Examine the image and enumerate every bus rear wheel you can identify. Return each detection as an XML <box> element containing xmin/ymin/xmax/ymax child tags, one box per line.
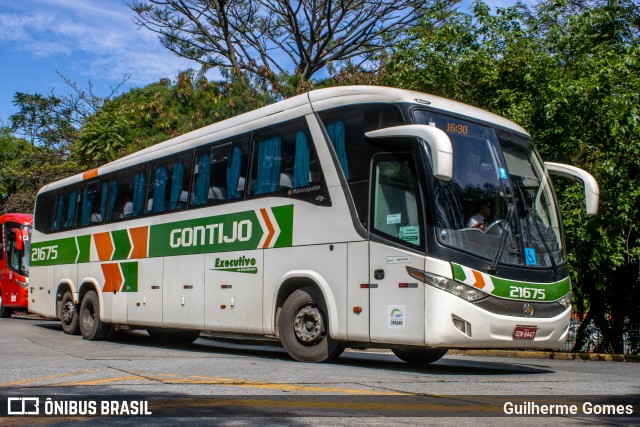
<box><xmin>391</xmin><ymin>348</ymin><xmax>448</xmax><ymax>364</ymax></box>
<box><xmin>60</xmin><ymin>292</ymin><xmax>80</xmax><ymax>335</ymax></box>
<box><xmin>79</xmin><ymin>290</ymin><xmax>113</xmax><ymax>341</ymax></box>
<box><xmin>278</xmin><ymin>287</ymin><xmax>344</xmax><ymax>363</ymax></box>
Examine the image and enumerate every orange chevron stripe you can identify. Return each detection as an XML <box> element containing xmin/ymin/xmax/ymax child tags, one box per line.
<box><xmin>472</xmin><ymin>270</ymin><xmax>486</xmax><ymax>289</ymax></box>
<box><xmin>260</xmin><ymin>208</ymin><xmax>275</xmax><ymax>248</ymax></box>
<box><xmin>94</xmin><ymin>232</ymin><xmax>114</xmax><ymax>261</ymax></box>
<box><xmin>129</xmin><ymin>226</ymin><xmax>149</xmax><ymax>259</ymax></box>
<box><xmin>101</xmin><ymin>263</ymin><xmax>123</xmax><ymax>293</ymax></box>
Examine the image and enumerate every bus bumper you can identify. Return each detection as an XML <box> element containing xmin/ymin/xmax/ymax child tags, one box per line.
<box><xmin>425</xmin><ymin>286</ymin><xmax>571</xmax><ymax>350</ymax></box>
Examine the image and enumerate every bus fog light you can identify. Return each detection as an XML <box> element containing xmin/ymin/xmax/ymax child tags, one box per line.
<box><xmin>452</xmin><ymin>315</ymin><xmax>472</xmax><ymax>337</ymax></box>
<box><xmin>557</xmin><ymin>292</ymin><xmax>571</xmax><ymax>309</ymax></box>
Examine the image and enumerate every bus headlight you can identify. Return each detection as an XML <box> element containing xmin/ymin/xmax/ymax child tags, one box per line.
<box><xmin>557</xmin><ymin>292</ymin><xmax>571</xmax><ymax>309</ymax></box>
<box><xmin>406</xmin><ymin>267</ymin><xmax>487</xmax><ymax>302</ymax></box>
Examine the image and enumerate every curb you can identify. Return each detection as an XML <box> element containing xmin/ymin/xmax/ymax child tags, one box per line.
<box><xmin>447</xmin><ymin>349</ymin><xmax>640</xmax><ymax>363</ymax></box>
<box><xmin>201</xmin><ymin>333</ymin><xmax>640</xmax><ymax>363</ymax></box>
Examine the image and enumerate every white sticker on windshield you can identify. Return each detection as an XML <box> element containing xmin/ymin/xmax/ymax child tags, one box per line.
<box><xmin>387</xmin><ymin>214</ymin><xmax>401</xmax><ymax>225</ymax></box>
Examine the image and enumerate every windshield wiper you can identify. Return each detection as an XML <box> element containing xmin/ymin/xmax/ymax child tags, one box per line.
<box><xmin>512</xmin><ymin>176</ymin><xmax>560</xmax><ymax>280</ymax></box>
<box><xmin>487</xmin><ymin>204</ymin><xmax>515</xmax><ymax>275</ymax></box>
<box><xmin>527</xmin><ymin>208</ymin><xmax>559</xmax><ymax>280</ymax></box>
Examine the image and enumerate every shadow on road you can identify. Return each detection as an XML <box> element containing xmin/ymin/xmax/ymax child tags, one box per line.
<box><xmin>31</xmin><ymin>321</ymin><xmax>552</xmax><ymax>376</ymax></box>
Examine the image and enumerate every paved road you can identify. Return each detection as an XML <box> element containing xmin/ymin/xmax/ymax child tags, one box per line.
<box><xmin>0</xmin><ymin>317</ymin><xmax>638</xmax><ymax>426</ymax></box>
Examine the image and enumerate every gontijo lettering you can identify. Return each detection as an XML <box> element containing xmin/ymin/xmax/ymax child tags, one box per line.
<box><xmin>169</xmin><ymin>220</ymin><xmax>252</xmax><ymax>248</ymax></box>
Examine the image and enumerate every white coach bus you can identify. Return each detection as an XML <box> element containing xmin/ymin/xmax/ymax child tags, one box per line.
<box><xmin>29</xmin><ymin>86</ymin><xmax>599</xmax><ymax>363</ymax></box>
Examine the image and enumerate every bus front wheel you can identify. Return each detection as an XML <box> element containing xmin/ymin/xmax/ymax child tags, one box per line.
<box><xmin>60</xmin><ymin>292</ymin><xmax>80</xmax><ymax>335</ymax></box>
<box><xmin>79</xmin><ymin>291</ymin><xmax>113</xmax><ymax>341</ymax></box>
<box><xmin>278</xmin><ymin>287</ymin><xmax>344</xmax><ymax>363</ymax></box>
<box><xmin>391</xmin><ymin>347</ymin><xmax>448</xmax><ymax>364</ymax></box>
<box><xmin>0</xmin><ymin>294</ymin><xmax>12</xmax><ymax>318</ymax></box>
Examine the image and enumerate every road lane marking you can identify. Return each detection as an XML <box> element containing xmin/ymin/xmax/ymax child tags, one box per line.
<box><xmin>0</xmin><ymin>370</ymin><xmax>98</xmax><ymax>388</ymax></box>
<box><xmin>138</xmin><ymin>372</ymin><xmax>406</xmax><ymax>395</ymax></box>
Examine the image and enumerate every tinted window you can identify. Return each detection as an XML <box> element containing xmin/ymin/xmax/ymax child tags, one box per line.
<box><xmin>318</xmin><ymin>103</ymin><xmax>405</xmax><ymax>222</ymax></box>
<box><xmin>248</xmin><ymin>118</ymin><xmax>329</xmax><ymax>205</ymax></box>
<box><xmin>106</xmin><ymin>165</ymin><xmax>147</xmax><ymax>222</ymax></box>
<box><xmin>147</xmin><ymin>150</ymin><xmax>193</xmax><ymax>214</ymax></box>
<box><xmin>191</xmin><ymin>136</ymin><xmax>250</xmax><ymax>207</ymax></box>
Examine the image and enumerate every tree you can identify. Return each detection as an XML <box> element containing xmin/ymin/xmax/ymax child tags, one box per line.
<box><xmin>384</xmin><ymin>0</ymin><xmax>640</xmax><ymax>353</ymax></box>
<box><xmin>9</xmin><ymin>93</ymin><xmax>75</xmax><ymax>151</ymax></box>
<box><xmin>129</xmin><ymin>0</ymin><xmax>443</xmax><ymax>94</ymax></box>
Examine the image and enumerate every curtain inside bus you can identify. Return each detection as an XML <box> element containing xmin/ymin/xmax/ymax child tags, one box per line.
<box><xmin>227</xmin><ymin>146</ymin><xmax>242</xmax><ymax>199</ymax></box>
<box><xmin>193</xmin><ymin>153</ymin><xmax>211</xmax><ymax>206</ymax></box>
<box><xmin>255</xmin><ymin>137</ymin><xmax>281</xmax><ymax>195</ymax></box>
<box><xmin>151</xmin><ymin>166</ymin><xmax>168</xmax><ymax>213</ymax></box>
<box><xmin>81</xmin><ymin>187</ymin><xmax>93</xmax><ymax>226</ymax></box>
<box><xmin>131</xmin><ymin>173</ymin><xmax>146</xmax><ymax>217</ymax></box>
<box><xmin>107</xmin><ymin>181</ymin><xmax>118</xmax><ymax>221</ymax></box>
<box><xmin>65</xmin><ymin>191</ymin><xmax>76</xmax><ymax>229</ymax></box>
<box><xmin>53</xmin><ymin>194</ymin><xmax>65</xmax><ymax>231</ymax></box>
<box><xmin>100</xmin><ymin>181</ymin><xmax>109</xmax><ymax>221</ymax></box>
<box><xmin>293</xmin><ymin>131</ymin><xmax>310</xmax><ymax>188</ymax></box>
<box><xmin>169</xmin><ymin>161</ymin><xmax>184</xmax><ymax>210</ymax></box>
<box><xmin>327</xmin><ymin>121</ymin><xmax>349</xmax><ymax>179</ymax></box>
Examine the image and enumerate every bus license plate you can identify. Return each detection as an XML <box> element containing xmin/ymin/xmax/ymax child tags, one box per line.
<box><xmin>513</xmin><ymin>326</ymin><xmax>537</xmax><ymax>340</ymax></box>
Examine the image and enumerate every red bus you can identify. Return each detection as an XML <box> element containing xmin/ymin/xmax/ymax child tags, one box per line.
<box><xmin>0</xmin><ymin>213</ymin><xmax>32</xmax><ymax>317</ymax></box>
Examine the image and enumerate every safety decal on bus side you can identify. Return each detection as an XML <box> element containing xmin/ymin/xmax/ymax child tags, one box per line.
<box><xmin>452</xmin><ymin>263</ymin><xmax>570</xmax><ymax>302</ymax></box>
<box><xmin>30</xmin><ymin>205</ymin><xmax>294</xmax><ymax>266</ymax></box>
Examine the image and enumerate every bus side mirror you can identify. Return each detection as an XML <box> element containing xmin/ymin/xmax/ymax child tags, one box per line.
<box><xmin>12</xmin><ymin>228</ymin><xmax>23</xmax><ymax>251</ymax></box>
<box><xmin>545</xmin><ymin>162</ymin><xmax>600</xmax><ymax>215</ymax></box>
<box><xmin>365</xmin><ymin>125</ymin><xmax>453</xmax><ymax>181</ymax></box>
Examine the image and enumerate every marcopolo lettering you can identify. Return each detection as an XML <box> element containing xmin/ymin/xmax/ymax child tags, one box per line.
<box><xmin>170</xmin><ymin>220</ymin><xmax>252</xmax><ymax>248</ymax></box>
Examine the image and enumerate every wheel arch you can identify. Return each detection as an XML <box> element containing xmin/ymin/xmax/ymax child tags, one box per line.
<box><xmin>273</xmin><ymin>270</ymin><xmax>339</xmax><ymax>339</ymax></box>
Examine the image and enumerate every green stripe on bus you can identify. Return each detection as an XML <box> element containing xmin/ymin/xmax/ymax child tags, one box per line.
<box><xmin>490</xmin><ymin>276</ymin><xmax>570</xmax><ymax>301</ymax></box>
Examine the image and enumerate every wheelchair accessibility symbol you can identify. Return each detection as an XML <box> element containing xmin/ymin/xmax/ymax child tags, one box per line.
<box><xmin>525</xmin><ymin>248</ymin><xmax>537</xmax><ymax>266</ymax></box>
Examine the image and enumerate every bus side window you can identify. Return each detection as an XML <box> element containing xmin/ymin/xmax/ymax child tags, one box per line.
<box><xmin>79</xmin><ymin>181</ymin><xmax>106</xmax><ymax>226</ymax></box>
<box><xmin>52</xmin><ymin>190</ymin><xmax>79</xmax><ymax>231</ymax></box>
<box><xmin>191</xmin><ymin>137</ymin><xmax>249</xmax><ymax>208</ymax></box>
<box><xmin>249</xmin><ymin>118</ymin><xmax>326</xmax><ymax>202</ymax></box>
<box><xmin>107</xmin><ymin>166</ymin><xmax>147</xmax><ymax>222</ymax></box>
<box><xmin>318</xmin><ymin>103</ymin><xmax>405</xmax><ymax>225</ymax></box>
<box><xmin>370</xmin><ymin>154</ymin><xmax>424</xmax><ymax>249</ymax></box>
<box><xmin>147</xmin><ymin>150</ymin><xmax>193</xmax><ymax>214</ymax></box>
<box><xmin>34</xmin><ymin>191</ymin><xmax>56</xmax><ymax>234</ymax></box>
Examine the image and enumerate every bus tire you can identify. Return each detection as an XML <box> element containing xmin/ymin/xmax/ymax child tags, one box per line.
<box><xmin>60</xmin><ymin>292</ymin><xmax>80</xmax><ymax>335</ymax></box>
<box><xmin>79</xmin><ymin>291</ymin><xmax>112</xmax><ymax>341</ymax></box>
<box><xmin>278</xmin><ymin>287</ymin><xmax>344</xmax><ymax>363</ymax></box>
<box><xmin>0</xmin><ymin>294</ymin><xmax>12</xmax><ymax>318</ymax></box>
<box><xmin>147</xmin><ymin>328</ymin><xmax>200</xmax><ymax>344</ymax></box>
<box><xmin>391</xmin><ymin>347</ymin><xmax>448</xmax><ymax>364</ymax></box>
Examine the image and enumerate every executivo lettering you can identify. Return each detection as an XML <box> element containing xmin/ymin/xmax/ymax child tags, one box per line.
<box><xmin>213</xmin><ymin>255</ymin><xmax>258</xmax><ymax>274</ymax></box>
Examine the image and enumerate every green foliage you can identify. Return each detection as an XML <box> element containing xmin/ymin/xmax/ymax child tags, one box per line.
<box><xmin>84</xmin><ymin>71</ymin><xmax>275</xmax><ymax>163</ymax></box>
<box><xmin>9</xmin><ymin>92</ymin><xmax>76</xmax><ymax>152</ymax></box>
<box><xmin>0</xmin><ymin>124</ymin><xmax>73</xmax><ymax>214</ymax></box>
<box><xmin>385</xmin><ymin>0</ymin><xmax>640</xmax><ymax>353</ymax></box>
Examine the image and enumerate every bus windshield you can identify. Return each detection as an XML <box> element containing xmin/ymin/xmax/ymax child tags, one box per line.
<box><xmin>413</xmin><ymin>110</ymin><xmax>565</xmax><ymax>268</ymax></box>
<box><xmin>6</xmin><ymin>225</ymin><xmax>31</xmax><ymax>277</ymax></box>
